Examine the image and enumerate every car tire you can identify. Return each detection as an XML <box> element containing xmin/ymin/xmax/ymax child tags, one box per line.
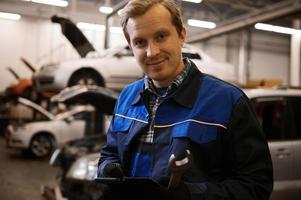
<box><xmin>68</xmin><ymin>71</ymin><xmax>104</xmax><ymax>87</ymax></box>
<box><xmin>29</xmin><ymin>134</ymin><xmax>55</xmax><ymax>158</ymax></box>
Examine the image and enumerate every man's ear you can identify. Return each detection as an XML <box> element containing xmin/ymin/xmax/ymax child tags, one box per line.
<box><xmin>179</xmin><ymin>26</ymin><xmax>186</xmax><ymax>46</ymax></box>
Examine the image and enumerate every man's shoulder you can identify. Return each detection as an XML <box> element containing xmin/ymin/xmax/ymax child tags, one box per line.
<box><xmin>120</xmin><ymin>79</ymin><xmax>144</xmax><ymax>95</ymax></box>
<box><xmin>201</xmin><ymin>74</ymin><xmax>244</xmax><ymax>102</ymax></box>
<box><xmin>117</xmin><ymin>79</ymin><xmax>144</xmax><ymax>104</ymax></box>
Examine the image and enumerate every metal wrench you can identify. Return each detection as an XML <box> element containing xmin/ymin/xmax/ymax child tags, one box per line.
<box><xmin>168</xmin><ymin>150</ymin><xmax>191</xmax><ymax>189</ymax></box>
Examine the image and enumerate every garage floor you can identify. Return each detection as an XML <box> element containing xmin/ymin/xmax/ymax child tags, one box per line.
<box><xmin>0</xmin><ymin>136</ymin><xmax>59</xmax><ymax>200</ymax></box>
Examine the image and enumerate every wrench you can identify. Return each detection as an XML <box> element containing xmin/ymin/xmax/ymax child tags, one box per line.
<box><xmin>168</xmin><ymin>150</ymin><xmax>191</xmax><ymax>189</ymax></box>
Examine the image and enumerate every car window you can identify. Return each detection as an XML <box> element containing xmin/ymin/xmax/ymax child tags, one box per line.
<box><xmin>252</xmin><ymin>97</ymin><xmax>292</xmax><ymax>141</ymax></box>
<box><xmin>288</xmin><ymin>97</ymin><xmax>301</xmax><ymax>139</ymax></box>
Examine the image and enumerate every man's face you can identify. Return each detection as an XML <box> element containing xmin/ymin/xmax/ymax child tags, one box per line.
<box><xmin>126</xmin><ymin>4</ymin><xmax>186</xmax><ymax>87</ymax></box>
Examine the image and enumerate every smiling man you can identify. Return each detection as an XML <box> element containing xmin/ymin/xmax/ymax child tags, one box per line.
<box><xmin>97</xmin><ymin>1</ymin><xmax>273</xmax><ymax>200</ymax></box>
<box><xmin>126</xmin><ymin>3</ymin><xmax>185</xmax><ymax>88</ymax></box>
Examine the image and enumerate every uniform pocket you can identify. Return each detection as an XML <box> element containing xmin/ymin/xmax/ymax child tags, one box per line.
<box><xmin>172</xmin><ymin>120</ymin><xmax>219</xmax><ymax>144</ymax></box>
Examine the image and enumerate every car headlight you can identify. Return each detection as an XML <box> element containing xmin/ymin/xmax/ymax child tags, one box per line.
<box><xmin>13</xmin><ymin>124</ymin><xmax>32</xmax><ymax>132</ymax></box>
<box><xmin>66</xmin><ymin>153</ymin><xmax>99</xmax><ymax>181</ymax></box>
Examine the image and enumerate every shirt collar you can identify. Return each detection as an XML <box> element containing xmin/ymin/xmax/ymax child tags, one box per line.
<box><xmin>144</xmin><ymin>58</ymin><xmax>191</xmax><ymax>96</ymax></box>
<box><xmin>132</xmin><ymin>58</ymin><xmax>202</xmax><ymax>107</ymax></box>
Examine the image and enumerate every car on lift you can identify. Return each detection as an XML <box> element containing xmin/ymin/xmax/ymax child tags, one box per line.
<box><xmin>44</xmin><ymin>87</ymin><xmax>301</xmax><ymax>200</ymax></box>
<box><xmin>5</xmin><ymin>97</ymin><xmax>95</xmax><ymax>158</ymax></box>
<box><xmin>33</xmin><ymin>15</ymin><xmax>235</xmax><ymax>94</ymax></box>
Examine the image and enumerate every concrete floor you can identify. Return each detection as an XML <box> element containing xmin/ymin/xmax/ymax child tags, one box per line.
<box><xmin>0</xmin><ymin>136</ymin><xmax>59</xmax><ymax>200</ymax></box>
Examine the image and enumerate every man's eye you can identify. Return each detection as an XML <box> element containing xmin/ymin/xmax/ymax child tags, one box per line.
<box><xmin>158</xmin><ymin>34</ymin><xmax>165</xmax><ymax>40</ymax></box>
<box><xmin>134</xmin><ymin>40</ymin><xmax>146</xmax><ymax>47</ymax></box>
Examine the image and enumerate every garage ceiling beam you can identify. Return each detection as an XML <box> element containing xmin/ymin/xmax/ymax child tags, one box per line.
<box><xmin>207</xmin><ymin>0</ymin><xmax>258</xmax><ymax>12</ymax></box>
<box><xmin>187</xmin><ymin>0</ymin><xmax>301</xmax><ymax>43</ymax></box>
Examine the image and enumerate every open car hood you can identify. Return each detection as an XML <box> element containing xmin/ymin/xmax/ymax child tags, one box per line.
<box><xmin>17</xmin><ymin>97</ymin><xmax>54</xmax><ymax>120</ymax></box>
<box><xmin>51</xmin><ymin>15</ymin><xmax>95</xmax><ymax>58</ymax></box>
<box><xmin>51</xmin><ymin>85</ymin><xmax>118</xmax><ymax>115</ymax></box>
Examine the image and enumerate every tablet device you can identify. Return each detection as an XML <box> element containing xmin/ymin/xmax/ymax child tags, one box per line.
<box><xmin>95</xmin><ymin>177</ymin><xmax>160</xmax><ymax>187</ymax></box>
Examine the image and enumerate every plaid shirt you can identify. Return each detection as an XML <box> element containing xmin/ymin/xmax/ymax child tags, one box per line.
<box><xmin>139</xmin><ymin>58</ymin><xmax>191</xmax><ymax>143</ymax></box>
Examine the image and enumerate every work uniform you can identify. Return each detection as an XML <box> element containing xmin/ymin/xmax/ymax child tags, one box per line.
<box><xmin>98</xmin><ymin>59</ymin><xmax>273</xmax><ymax>200</ymax></box>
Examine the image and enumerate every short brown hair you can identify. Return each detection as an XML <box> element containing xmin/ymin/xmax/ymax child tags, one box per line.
<box><xmin>120</xmin><ymin>0</ymin><xmax>184</xmax><ymax>44</ymax></box>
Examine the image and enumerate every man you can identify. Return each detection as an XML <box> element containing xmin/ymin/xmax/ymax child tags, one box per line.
<box><xmin>97</xmin><ymin>0</ymin><xmax>273</xmax><ymax>199</ymax></box>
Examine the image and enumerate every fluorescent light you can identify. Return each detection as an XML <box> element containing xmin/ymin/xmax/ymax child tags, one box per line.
<box><xmin>117</xmin><ymin>9</ymin><xmax>123</xmax><ymax>16</ymax></box>
<box><xmin>0</xmin><ymin>12</ymin><xmax>21</xmax><ymax>20</ymax></box>
<box><xmin>77</xmin><ymin>22</ymin><xmax>123</xmax><ymax>34</ymax></box>
<box><xmin>110</xmin><ymin>27</ymin><xmax>123</xmax><ymax>34</ymax></box>
<box><xmin>99</xmin><ymin>6</ymin><xmax>113</xmax><ymax>14</ymax></box>
<box><xmin>182</xmin><ymin>0</ymin><xmax>202</xmax><ymax>3</ymax></box>
<box><xmin>255</xmin><ymin>23</ymin><xmax>301</xmax><ymax>35</ymax></box>
<box><xmin>187</xmin><ymin>19</ymin><xmax>216</xmax><ymax>29</ymax></box>
<box><xmin>31</xmin><ymin>0</ymin><xmax>68</xmax><ymax>7</ymax></box>
<box><xmin>77</xmin><ymin>22</ymin><xmax>105</xmax><ymax>31</ymax></box>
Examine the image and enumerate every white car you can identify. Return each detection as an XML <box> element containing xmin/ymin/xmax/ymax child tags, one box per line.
<box><xmin>33</xmin><ymin>16</ymin><xmax>235</xmax><ymax>93</ymax></box>
<box><xmin>5</xmin><ymin>97</ymin><xmax>95</xmax><ymax>158</ymax></box>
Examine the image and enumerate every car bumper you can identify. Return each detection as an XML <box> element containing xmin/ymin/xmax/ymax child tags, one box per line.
<box><xmin>5</xmin><ymin>127</ymin><xmax>30</xmax><ymax>149</ymax></box>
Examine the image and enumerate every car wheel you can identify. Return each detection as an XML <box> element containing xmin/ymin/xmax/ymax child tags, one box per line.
<box><xmin>29</xmin><ymin>134</ymin><xmax>54</xmax><ymax>158</ymax></box>
<box><xmin>68</xmin><ymin>71</ymin><xmax>103</xmax><ymax>87</ymax></box>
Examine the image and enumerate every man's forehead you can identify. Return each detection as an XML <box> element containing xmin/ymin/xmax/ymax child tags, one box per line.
<box><xmin>126</xmin><ymin>5</ymin><xmax>173</xmax><ymax>36</ymax></box>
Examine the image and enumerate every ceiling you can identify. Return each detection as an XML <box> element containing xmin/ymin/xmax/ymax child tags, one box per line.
<box><xmin>0</xmin><ymin>0</ymin><xmax>300</xmax><ymax>42</ymax></box>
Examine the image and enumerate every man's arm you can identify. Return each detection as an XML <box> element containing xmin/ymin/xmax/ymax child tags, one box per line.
<box><xmin>186</xmin><ymin>95</ymin><xmax>274</xmax><ymax>200</ymax></box>
<box><xmin>97</xmin><ymin>115</ymin><xmax>121</xmax><ymax>177</ymax></box>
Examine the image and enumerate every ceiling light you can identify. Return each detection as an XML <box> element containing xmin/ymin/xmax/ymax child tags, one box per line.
<box><xmin>77</xmin><ymin>22</ymin><xmax>122</xmax><ymax>34</ymax></box>
<box><xmin>0</xmin><ymin>12</ymin><xmax>21</xmax><ymax>20</ymax></box>
<box><xmin>187</xmin><ymin>19</ymin><xmax>216</xmax><ymax>29</ymax></box>
<box><xmin>99</xmin><ymin>6</ymin><xmax>113</xmax><ymax>14</ymax></box>
<box><xmin>181</xmin><ymin>0</ymin><xmax>202</xmax><ymax>3</ymax></box>
<box><xmin>110</xmin><ymin>27</ymin><xmax>123</xmax><ymax>34</ymax></box>
<box><xmin>117</xmin><ymin>9</ymin><xmax>123</xmax><ymax>16</ymax></box>
<box><xmin>255</xmin><ymin>23</ymin><xmax>301</xmax><ymax>35</ymax></box>
<box><xmin>77</xmin><ymin>22</ymin><xmax>105</xmax><ymax>31</ymax></box>
<box><xmin>30</xmin><ymin>0</ymin><xmax>68</xmax><ymax>7</ymax></box>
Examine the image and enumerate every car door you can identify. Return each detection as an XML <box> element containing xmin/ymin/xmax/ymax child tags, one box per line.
<box><xmin>58</xmin><ymin>112</ymin><xmax>86</xmax><ymax>144</ymax></box>
<box><xmin>288</xmin><ymin>97</ymin><xmax>301</xmax><ymax>190</ymax></box>
<box><xmin>252</xmin><ymin>96</ymin><xmax>295</xmax><ymax>190</ymax></box>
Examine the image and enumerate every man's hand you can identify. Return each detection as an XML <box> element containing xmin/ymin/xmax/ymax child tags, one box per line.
<box><xmin>102</xmin><ymin>163</ymin><xmax>124</xmax><ymax>179</ymax></box>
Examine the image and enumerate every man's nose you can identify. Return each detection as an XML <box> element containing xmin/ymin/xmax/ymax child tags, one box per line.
<box><xmin>146</xmin><ymin>42</ymin><xmax>160</xmax><ymax>57</ymax></box>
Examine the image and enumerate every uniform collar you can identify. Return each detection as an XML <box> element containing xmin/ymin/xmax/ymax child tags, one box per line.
<box><xmin>171</xmin><ymin>61</ymin><xmax>202</xmax><ymax>108</ymax></box>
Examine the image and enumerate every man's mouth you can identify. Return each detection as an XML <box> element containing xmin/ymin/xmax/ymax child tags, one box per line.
<box><xmin>146</xmin><ymin>59</ymin><xmax>165</xmax><ymax>66</ymax></box>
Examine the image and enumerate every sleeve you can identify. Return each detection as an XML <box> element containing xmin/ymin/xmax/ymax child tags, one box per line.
<box><xmin>186</xmin><ymin>95</ymin><xmax>274</xmax><ymax>200</ymax></box>
<box><xmin>97</xmin><ymin>104</ymin><xmax>121</xmax><ymax>177</ymax></box>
